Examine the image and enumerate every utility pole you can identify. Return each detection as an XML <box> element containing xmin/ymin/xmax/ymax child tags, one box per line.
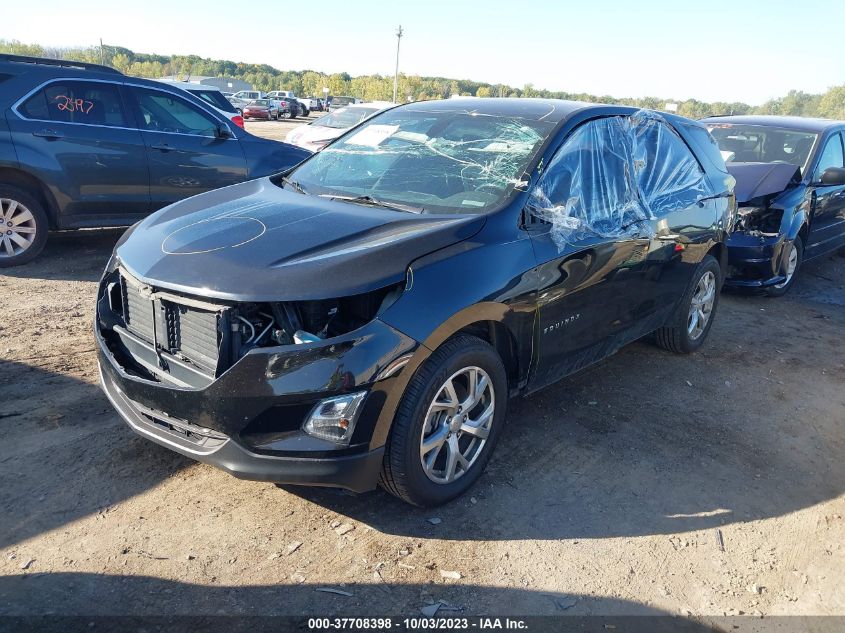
<box><xmin>100</xmin><ymin>39</ymin><xmax>105</xmax><ymax>66</ymax></box>
<box><xmin>393</xmin><ymin>25</ymin><xmax>403</xmax><ymax>104</ymax></box>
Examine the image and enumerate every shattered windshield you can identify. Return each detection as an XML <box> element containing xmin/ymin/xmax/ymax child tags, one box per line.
<box><xmin>707</xmin><ymin>124</ymin><xmax>817</xmax><ymax>172</ymax></box>
<box><xmin>287</xmin><ymin>107</ymin><xmax>556</xmax><ymax>214</ymax></box>
<box><xmin>313</xmin><ymin>107</ymin><xmax>380</xmax><ymax>129</ymax></box>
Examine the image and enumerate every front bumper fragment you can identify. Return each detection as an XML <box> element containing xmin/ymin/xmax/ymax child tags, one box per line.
<box><xmin>724</xmin><ymin>231</ymin><xmax>791</xmax><ymax>288</ymax></box>
<box><xmin>100</xmin><ymin>358</ymin><xmax>385</xmax><ymax>492</ymax></box>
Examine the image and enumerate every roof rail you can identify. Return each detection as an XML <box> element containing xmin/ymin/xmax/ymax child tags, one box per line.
<box><xmin>0</xmin><ymin>54</ymin><xmax>122</xmax><ymax>75</ymax></box>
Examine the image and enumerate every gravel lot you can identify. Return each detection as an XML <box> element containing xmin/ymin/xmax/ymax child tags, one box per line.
<box><xmin>1</xmin><ymin>121</ymin><xmax>843</xmax><ymax>624</ymax></box>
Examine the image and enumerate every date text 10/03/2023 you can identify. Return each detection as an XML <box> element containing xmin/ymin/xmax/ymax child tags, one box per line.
<box><xmin>307</xmin><ymin>617</ymin><xmax>529</xmax><ymax>630</ymax></box>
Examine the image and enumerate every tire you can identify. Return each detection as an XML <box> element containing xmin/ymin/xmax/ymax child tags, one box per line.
<box><xmin>301</xmin><ymin>107</ymin><xmax>309</xmax><ymax>117</ymax></box>
<box><xmin>284</xmin><ymin>110</ymin><xmax>293</xmax><ymax>119</ymax></box>
<box><xmin>766</xmin><ymin>236</ymin><xmax>803</xmax><ymax>297</ymax></box>
<box><xmin>0</xmin><ymin>185</ymin><xmax>49</xmax><ymax>268</ymax></box>
<box><xmin>655</xmin><ymin>254</ymin><xmax>721</xmax><ymax>354</ymax></box>
<box><xmin>379</xmin><ymin>334</ymin><xmax>508</xmax><ymax>506</ymax></box>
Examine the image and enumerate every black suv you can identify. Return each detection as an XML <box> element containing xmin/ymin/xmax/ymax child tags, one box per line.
<box><xmin>0</xmin><ymin>55</ymin><xmax>310</xmax><ymax>267</ymax></box>
<box><xmin>96</xmin><ymin>99</ymin><xmax>734</xmax><ymax>506</ymax></box>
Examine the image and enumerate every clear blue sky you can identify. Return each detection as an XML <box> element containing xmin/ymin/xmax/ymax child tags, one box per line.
<box><xmin>7</xmin><ymin>0</ymin><xmax>844</xmax><ymax>105</ymax></box>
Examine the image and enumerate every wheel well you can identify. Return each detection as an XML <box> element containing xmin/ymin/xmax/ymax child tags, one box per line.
<box><xmin>455</xmin><ymin>320</ymin><xmax>519</xmax><ymax>391</ymax></box>
<box><xmin>0</xmin><ymin>168</ymin><xmax>58</xmax><ymax>228</ymax></box>
<box><xmin>707</xmin><ymin>242</ymin><xmax>728</xmax><ymax>279</ymax></box>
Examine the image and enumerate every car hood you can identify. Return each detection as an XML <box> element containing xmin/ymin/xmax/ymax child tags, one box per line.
<box><xmin>726</xmin><ymin>162</ymin><xmax>801</xmax><ymax>204</ymax></box>
<box><xmin>116</xmin><ymin>178</ymin><xmax>485</xmax><ymax>302</ymax></box>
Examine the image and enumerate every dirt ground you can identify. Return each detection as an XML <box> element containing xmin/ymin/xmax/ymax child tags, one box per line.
<box><xmin>1</xmin><ymin>122</ymin><xmax>843</xmax><ymax>626</ymax></box>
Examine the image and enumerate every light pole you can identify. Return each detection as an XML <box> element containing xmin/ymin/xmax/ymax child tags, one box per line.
<box><xmin>393</xmin><ymin>25</ymin><xmax>403</xmax><ymax>104</ymax></box>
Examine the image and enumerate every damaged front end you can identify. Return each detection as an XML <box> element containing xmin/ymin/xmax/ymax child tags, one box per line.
<box><xmin>98</xmin><ymin>265</ymin><xmax>405</xmax><ymax>388</ymax></box>
<box><xmin>724</xmin><ymin>163</ymin><xmax>801</xmax><ymax>288</ymax></box>
<box><xmin>95</xmin><ymin>260</ymin><xmax>418</xmax><ymax>491</ymax></box>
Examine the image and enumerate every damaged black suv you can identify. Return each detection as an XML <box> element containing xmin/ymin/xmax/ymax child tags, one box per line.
<box><xmin>97</xmin><ymin>99</ymin><xmax>734</xmax><ymax>506</ymax></box>
<box><xmin>704</xmin><ymin>115</ymin><xmax>845</xmax><ymax>296</ymax></box>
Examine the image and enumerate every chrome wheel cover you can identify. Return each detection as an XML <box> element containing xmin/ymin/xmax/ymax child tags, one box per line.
<box><xmin>419</xmin><ymin>366</ymin><xmax>495</xmax><ymax>484</ymax></box>
<box><xmin>687</xmin><ymin>270</ymin><xmax>716</xmax><ymax>341</ymax></box>
<box><xmin>0</xmin><ymin>198</ymin><xmax>37</xmax><ymax>259</ymax></box>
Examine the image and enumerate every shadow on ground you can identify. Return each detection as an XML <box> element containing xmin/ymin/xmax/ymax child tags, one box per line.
<box><xmin>0</xmin><ymin>361</ymin><xmax>190</xmax><ymax>549</ymax></box>
<box><xmin>0</xmin><ymin>572</ymin><xmax>725</xmax><ymax>629</ymax></box>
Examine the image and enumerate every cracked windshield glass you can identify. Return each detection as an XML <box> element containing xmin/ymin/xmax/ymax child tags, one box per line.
<box><xmin>284</xmin><ymin>106</ymin><xmax>556</xmax><ymax>213</ymax></box>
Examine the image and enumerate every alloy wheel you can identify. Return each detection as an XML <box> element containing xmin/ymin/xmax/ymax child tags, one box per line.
<box><xmin>687</xmin><ymin>270</ymin><xmax>716</xmax><ymax>341</ymax></box>
<box><xmin>0</xmin><ymin>198</ymin><xmax>37</xmax><ymax>259</ymax></box>
<box><xmin>419</xmin><ymin>366</ymin><xmax>495</xmax><ymax>484</ymax></box>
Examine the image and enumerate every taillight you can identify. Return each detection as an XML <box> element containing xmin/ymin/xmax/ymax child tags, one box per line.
<box><xmin>232</xmin><ymin>115</ymin><xmax>245</xmax><ymax>129</ymax></box>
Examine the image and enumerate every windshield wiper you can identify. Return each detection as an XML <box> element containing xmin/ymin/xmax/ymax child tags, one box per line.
<box><xmin>318</xmin><ymin>194</ymin><xmax>423</xmax><ymax>214</ymax></box>
<box><xmin>281</xmin><ymin>176</ymin><xmax>307</xmax><ymax>195</ymax></box>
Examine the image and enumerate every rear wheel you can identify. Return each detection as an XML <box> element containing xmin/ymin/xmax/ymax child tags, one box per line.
<box><xmin>766</xmin><ymin>236</ymin><xmax>803</xmax><ymax>297</ymax></box>
<box><xmin>380</xmin><ymin>334</ymin><xmax>507</xmax><ymax>506</ymax></box>
<box><xmin>0</xmin><ymin>185</ymin><xmax>49</xmax><ymax>268</ymax></box>
<box><xmin>655</xmin><ymin>254</ymin><xmax>721</xmax><ymax>354</ymax></box>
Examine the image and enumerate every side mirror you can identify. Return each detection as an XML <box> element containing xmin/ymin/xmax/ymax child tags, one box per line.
<box><xmin>216</xmin><ymin>123</ymin><xmax>234</xmax><ymax>140</ymax></box>
<box><xmin>820</xmin><ymin>167</ymin><xmax>845</xmax><ymax>186</ymax></box>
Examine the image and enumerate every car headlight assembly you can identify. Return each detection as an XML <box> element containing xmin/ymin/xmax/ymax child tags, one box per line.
<box><xmin>303</xmin><ymin>392</ymin><xmax>367</xmax><ymax>444</ymax></box>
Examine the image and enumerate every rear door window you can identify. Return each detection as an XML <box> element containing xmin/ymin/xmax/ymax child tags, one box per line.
<box><xmin>19</xmin><ymin>80</ymin><xmax>129</xmax><ymax>127</ymax></box>
<box><xmin>130</xmin><ymin>87</ymin><xmax>220</xmax><ymax>137</ymax></box>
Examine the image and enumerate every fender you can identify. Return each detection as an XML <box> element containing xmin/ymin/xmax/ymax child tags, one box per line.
<box><xmin>369</xmin><ymin>301</ymin><xmax>534</xmax><ymax>449</ymax></box>
<box><xmin>785</xmin><ymin>192</ymin><xmax>812</xmax><ymax>241</ymax></box>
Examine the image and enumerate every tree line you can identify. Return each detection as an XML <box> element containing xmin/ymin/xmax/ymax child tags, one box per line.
<box><xmin>2</xmin><ymin>40</ymin><xmax>844</xmax><ymax>120</ymax></box>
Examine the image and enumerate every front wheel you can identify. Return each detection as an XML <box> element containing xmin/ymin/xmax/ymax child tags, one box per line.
<box><xmin>766</xmin><ymin>236</ymin><xmax>803</xmax><ymax>297</ymax></box>
<box><xmin>283</xmin><ymin>110</ymin><xmax>293</xmax><ymax>119</ymax></box>
<box><xmin>380</xmin><ymin>335</ymin><xmax>508</xmax><ymax>506</ymax></box>
<box><xmin>655</xmin><ymin>254</ymin><xmax>721</xmax><ymax>354</ymax></box>
<box><xmin>0</xmin><ymin>185</ymin><xmax>49</xmax><ymax>268</ymax></box>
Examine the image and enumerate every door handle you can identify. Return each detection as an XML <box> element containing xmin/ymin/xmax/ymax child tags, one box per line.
<box><xmin>32</xmin><ymin>129</ymin><xmax>63</xmax><ymax>140</ymax></box>
<box><xmin>150</xmin><ymin>143</ymin><xmax>173</xmax><ymax>152</ymax></box>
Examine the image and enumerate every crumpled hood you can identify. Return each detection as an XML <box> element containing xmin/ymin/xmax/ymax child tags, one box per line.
<box><xmin>116</xmin><ymin>178</ymin><xmax>484</xmax><ymax>302</ymax></box>
<box><xmin>726</xmin><ymin>162</ymin><xmax>801</xmax><ymax>204</ymax></box>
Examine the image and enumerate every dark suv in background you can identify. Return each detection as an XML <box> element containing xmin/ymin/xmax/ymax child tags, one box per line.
<box><xmin>0</xmin><ymin>55</ymin><xmax>310</xmax><ymax>267</ymax></box>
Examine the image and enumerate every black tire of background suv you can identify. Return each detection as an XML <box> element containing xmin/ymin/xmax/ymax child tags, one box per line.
<box><xmin>766</xmin><ymin>236</ymin><xmax>803</xmax><ymax>298</ymax></box>
<box><xmin>379</xmin><ymin>334</ymin><xmax>508</xmax><ymax>507</ymax></box>
<box><xmin>655</xmin><ymin>254</ymin><xmax>722</xmax><ymax>354</ymax></box>
<box><xmin>0</xmin><ymin>184</ymin><xmax>49</xmax><ymax>268</ymax></box>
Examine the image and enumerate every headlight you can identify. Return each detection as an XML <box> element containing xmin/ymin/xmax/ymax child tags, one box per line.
<box><xmin>303</xmin><ymin>392</ymin><xmax>367</xmax><ymax>444</ymax></box>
